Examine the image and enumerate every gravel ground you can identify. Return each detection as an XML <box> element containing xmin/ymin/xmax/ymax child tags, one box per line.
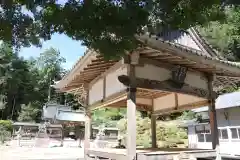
<box><xmin>0</xmin><ymin>144</ymin><xmax>84</xmax><ymax>160</ymax></box>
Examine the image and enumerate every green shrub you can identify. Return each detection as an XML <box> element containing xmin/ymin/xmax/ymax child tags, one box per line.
<box><xmin>177</xmin><ymin>130</ymin><xmax>188</xmax><ymax>139</ymax></box>
<box><xmin>0</xmin><ymin>120</ymin><xmax>13</xmax><ymax>132</ymax></box>
<box><xmin>166</xmin><ymin>138</ymin><xmax>185</xmax><ymax>144</ymax></box>
<box><xmin>165</xmin><ymin>125</ymin><xmax>178</xmax><ymax>138</ymax></box>
<box><xmin>116</xmin><ymin>113</ymin><xmax>189</xmax><ymax>148</ymax></box>
<box><xmin>156</xmin><ymin>128</ymin><xmax>166</xmax><ymax>141</ymax></box>
<box><xmin>136</xmin><ymin>133</ymin><xmax>151</xmax><ymax>148</ymax></box>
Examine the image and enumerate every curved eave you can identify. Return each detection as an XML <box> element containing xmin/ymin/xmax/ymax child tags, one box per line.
<box><xmin>56</xmin><ymin>52</ymin><xmax>119</xmax><ymax>92</ymax></box>
<box><xmin>136</xmin><ymin>34</ymin><xmax>240</xmax><ymax>77</ymax></box>
<box><xmin>188</xmin><ymin>27</ymin><xmax>222</xmax><ymax>59</ymax></box>
<box><xmin>54</xmin><ymin>49</ymin><xmax>99</xmax><ymax>90</ymax></box>
<box><xmin>57</xmin><ymin>33</ymin><xmax>240</xmax><ymax>93</ymax></box>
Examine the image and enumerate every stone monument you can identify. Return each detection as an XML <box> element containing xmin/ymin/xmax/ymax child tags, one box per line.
<box><xmin>93</xmin><ymin>129</ymin><xmax>108</xmax><ymax>148</ymax></box>
<box><xmin>34</xmin><ymin>122</ymin><xmax>50</xmax><ymax>147</ymax></box>
<box><xmin>16</xmin><ymin>126</ymin><xmax>22</xmax><ymax>147</ymax></box>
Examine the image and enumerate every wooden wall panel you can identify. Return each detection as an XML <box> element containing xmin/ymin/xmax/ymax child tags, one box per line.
<box><xmin>105</xmin><ymin>66</ymin><xmax>127</xmax><ymax>97</ymax></box>
<box><xmin>89</xmin><ymin>78</ymin><xmax>104</xmax><ymax>105</ymax></box>
<box><xmin>135</xmin><ymin>64</ymin><xmax>209</xmax><ymax>98</ymax></box>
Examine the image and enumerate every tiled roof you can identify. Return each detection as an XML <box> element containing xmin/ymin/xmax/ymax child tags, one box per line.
<box><xmin>144</xmin><ymin>33</ymin><xmax>240</xmax><ymax>70</ymax></box>
<box><xmin>188</xmin><ymin>28</ymin><xmax>222</xmax><ymax>59</ymax></box>
<box><xmin>140</xmin><ymin>27</ymin><xmax>240</xmax><ymax>70</ymax></box>
<box><xmin>151</xmin><ymin>27</ymin><xmax>223</xmax><ymax>59</ymax></box>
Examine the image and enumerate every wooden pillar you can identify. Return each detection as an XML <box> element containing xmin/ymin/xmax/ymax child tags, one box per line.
<box><xmin>151</xmin><ymin>114</ymin><xmax>157</xmax><ymax>148</ymax></box>
<box><xmin>103</xmin><ymin>76</ymin><xmax>106</xmax><ymax>99</ymax></box>
<box><xmin>61</xmin><ymin>125</ymin><xmax>64</xmax><ymax>147</ymax></box>
<box><xmin>209</xmin><ymin>99</ymin><xmax>219</xmax><ymax>149</ymax></box>
<box><xmin>126</xmin><ymin>53</ymin><xmax>137</xmax><ymax>160</ymax></box>
<box><xmin>84</xmin><ymin>88</ymin><xmax>91</xmax><ymax>160</ymax></box>
<box><xmin>207</xmin><ymin>75</ymin><xmax>219</xmax><ymax>150</ymax></box>
<box><xmin>127</xmin><ymin>85</ymin><xmax>136</xmax><ymax>160</ymax></box>
<box><xmin>84</xmin><ymin>111</ymin><xmax>91</xmax><ymax>159</ymax></box>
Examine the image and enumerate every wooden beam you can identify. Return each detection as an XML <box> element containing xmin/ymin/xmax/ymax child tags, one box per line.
<box><xmin>86</xmin><ymin>62</ymin><xmax>116</xmax><ymax>69</ymax></box>
<box><xmin>72</xmin><ymin>75</ymin><xmax>97</xmax><ymax>82</ymax></box>
<box><xmin>74</xmin><ymin>72</ymin><xmax>103</xmax><ymax>79</ymax></box>
<box><xmin>153</xmin><ymin>100</ymin><xmax>209</xmax><ymax>115</ymax></box>
<box><xmin>207</xmin><ymin>75</ymin><xmax>219</xmax><ymax>150</ymax></box>
<box><xmin>88</xmin><ymin>90</ymin><xmax>127</xmax><ymax>111</ymax></box>
<box><xmin>91</xmin><ymin>58</ymin><xmax>104</xmax><ymax>63</ymax></box>
<box><xmin>109</xmin><ymin>102</ymin><xmax>152</xmax><ymax>112</ymax></box>
<box><xmin>83</xmin><ymin>66</ymin><xmax>109</xmax><ymax>72</ymax></box>
<box><xmin>139</xmin><ymin>57</ymin><xmax>207</xmax><ymax>78</ymax></box>
<box><xmin>96</xmin><ymin>54</ymin><xmax>103</xmax><ymax>59</ymax></box>
<box><xmin>118</xmin><ymin>75</ymin><xmax>216</xmax><ymax>99</ymax></box>
<box><xmin>68</xmin><ymin>77</ymin><xmax>92</xmax><ymax>85</ymax></box>
<box><xmin>72</xmin><ymin>71</ymin><xmax>102</xmax><ymax>82</ymax></box>
<box><xmin>88</xmin><ymin>60</ymin><xmax>118</xmax><ymax>67</ymax></box>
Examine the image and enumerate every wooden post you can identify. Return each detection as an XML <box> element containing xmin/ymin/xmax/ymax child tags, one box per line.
<box><xmin>61</xmin><ymin>125</ymin><xmax>64</xmax><ymax>147</ymax></box>
<box><xmin>84</xmin><ymin>111</ymin><xmax>91</xmax><ymax>159</ymax></box>
<box><xmin>151</xmin><ymin>114</ymin><xmax>157</xmax><ymax>148</ymax></box>
<box><xmin>126</xmin><ymin>53</ymin><xmax>138</xmax><ymax>160</ymax></box>
<box><xmin>207</xmin><ymin>75</ymin><xmax>219</xmax><ymax>150</ymax></box>
<box><xmin>127</xmin><ymin>83</ymin><xmax>136</xmax><ymax>160</ymax></box>
<box><xmin>84</xmin><ymin>88</ymin><xmax>91</xmax><ymax>160</ymax></box>
<box><xmin>103</xmin><ymin>76</ymin><xmax>106</xmax><ymax>99</ymax></box>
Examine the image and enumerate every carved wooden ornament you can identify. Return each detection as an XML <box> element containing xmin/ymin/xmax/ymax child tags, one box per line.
<box><xmin>170</xmin><ymin>65</ymin><xmax>188</xmax><ymax>88</ymax></box>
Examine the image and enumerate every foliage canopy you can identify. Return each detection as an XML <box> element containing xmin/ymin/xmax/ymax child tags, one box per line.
<box><xmin>0</xmin><ymin>43</ymin><xmax>81</xmax><ymax>121</ymax></box>
<box><xmin>1</xmin><ymin>0</ymin><xmax>224</xmax><ymax>58</ymax></box>
<box><xmin>199</xmin><ymin>6</ymin><xmax>240</xmax><ymax>61</ymax></box>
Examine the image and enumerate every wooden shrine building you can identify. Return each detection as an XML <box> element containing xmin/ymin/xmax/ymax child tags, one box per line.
<box><xmin>55</xmin><ymin>28</ymin><xmax>240</xmax><ymax>160</ymax></box>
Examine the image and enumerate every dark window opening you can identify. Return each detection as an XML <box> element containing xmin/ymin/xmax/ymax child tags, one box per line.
<box><xmin>221</xmin><ymin>129</ymin><xmax>228</xmax><ymax>139</ymax></box>
<box><xmin>231</xmin><ymin>128</ymin><xmax>238</xmax><ymax>139</ymax></box>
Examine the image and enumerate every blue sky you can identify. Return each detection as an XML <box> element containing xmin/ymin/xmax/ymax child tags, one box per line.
<box><xmin>19</xmin><ymin>0</ymin><xmax>86</xmax><ymax>70</ymax></box>
<box><xmin>19</xmin><ymin>33</ymin><xmax>87</xmax><ymax>70</ymax></box>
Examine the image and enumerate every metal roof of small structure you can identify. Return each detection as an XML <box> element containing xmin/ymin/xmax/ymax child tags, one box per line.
<box><xmin>192</xmin><ymin>107</ymin><xmax>209</xmax><ymax>113</ymax></box>
<box><xmin>12</xmin><ymin>122</ymin><xmax>62</xmax><ymax>128</ymax></box>
<box><xmin>13</xmin><ymin>122</ymin><xmax>39</xmax><ymax>127</ymax></box>
<box><xmin>55</xmin><ymin>110</ymin><xmax>85</xmax><ymax>122</ymax></box>
<box><xmin>192</xmin><ymin>91</ymin><xmax>240</xmax><ymax>113</ymax></box>
<box><xmin>216</xmin><ymin>91</ymin><xmax>240</xmax><ymax>109</ymax></box>
<box><xmin>178</xmin><ymin>120</ymin><xmax>209</xmax><ymax>128</ymax></box>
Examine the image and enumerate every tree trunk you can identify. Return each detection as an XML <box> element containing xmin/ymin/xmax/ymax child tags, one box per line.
<box><xmin>11</xmin><ymin>96</ymin><xmax>16</xmax><ymax>120</ymax></box>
